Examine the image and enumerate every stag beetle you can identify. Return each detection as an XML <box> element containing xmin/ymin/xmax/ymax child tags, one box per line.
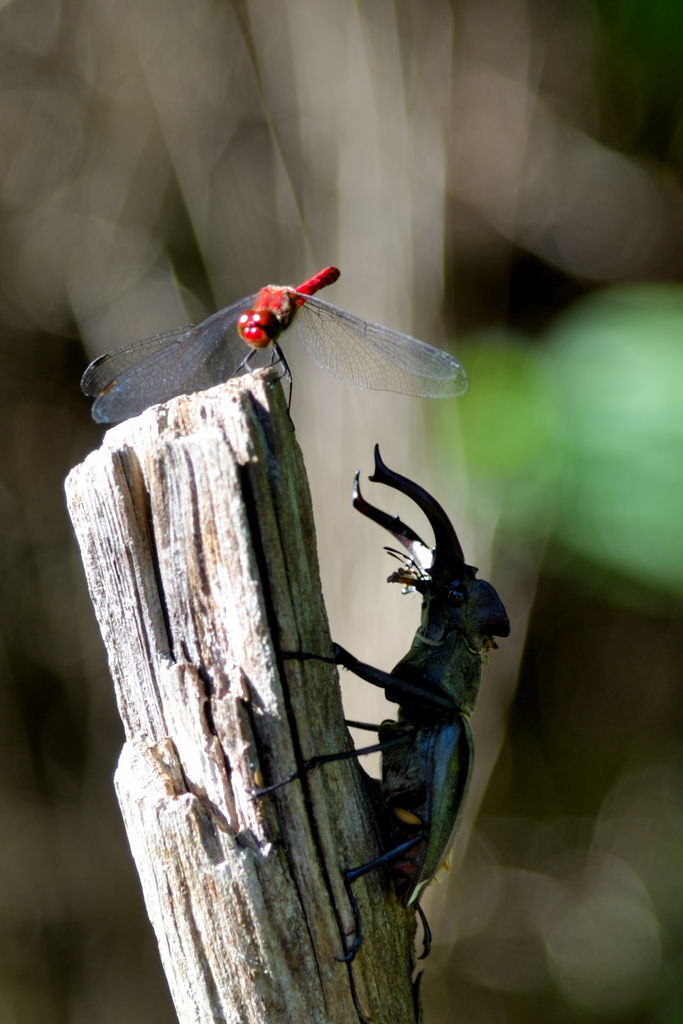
<box><xmin>274</xmin><ymin>445</ymin><xmax>509</xmax><ymax>962</ymax></box>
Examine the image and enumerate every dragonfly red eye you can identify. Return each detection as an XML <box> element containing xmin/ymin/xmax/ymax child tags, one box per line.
<box><xmin>238</xmin><ymin>309</ymin><xmax>279</xmax><ymax>348</ymax></box>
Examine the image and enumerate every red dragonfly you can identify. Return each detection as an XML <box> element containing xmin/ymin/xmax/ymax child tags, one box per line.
<box><xmin>81</xmin><ymin>266</ymin><xmax>468</xmax><ymax>423</ymax></box>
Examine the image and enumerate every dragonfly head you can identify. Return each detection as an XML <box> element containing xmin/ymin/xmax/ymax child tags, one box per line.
<box><xmin>237</xmin><ymin>308</ymin><xmax>282</xmax><ymax>349</ymax></box>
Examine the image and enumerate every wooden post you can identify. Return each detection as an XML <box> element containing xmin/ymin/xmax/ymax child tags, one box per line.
<box><xmin>65</xmin><ymin>369</ymin><xmax>418</xmax><ymax>1024</ymax></box>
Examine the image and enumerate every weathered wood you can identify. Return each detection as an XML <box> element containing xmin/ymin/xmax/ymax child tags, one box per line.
<box><xmin>65</xmin><ymin>369</ymin><xmax>419</xmax><ymax>1024</ymax></box>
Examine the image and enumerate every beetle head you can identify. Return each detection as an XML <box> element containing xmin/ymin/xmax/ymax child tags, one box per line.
<box><xmin>439</xmin><ymin>574</ymin><xmax>510</xmax><ymax>649</ymax></box>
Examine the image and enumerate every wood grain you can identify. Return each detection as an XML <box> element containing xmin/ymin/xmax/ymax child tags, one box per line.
<box><xmin>65</xmin><ymin>369</ymin><xmax>418</xmax><ymax>1024</ymax></box>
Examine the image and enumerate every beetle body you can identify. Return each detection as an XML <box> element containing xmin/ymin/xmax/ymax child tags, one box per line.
<box><xmin>277</xmin><ymin>445</ymin><xmax>509</xmax><ymax>960</ymax></box>
<box><xmin>328</xmin><ymin>445</ymin><xmax>509</xmax><ymax>952</ymax></box>
<box><xmin>380</xmin><ymin>709</ymin><xmax>472</xmax><ymax>904</ymax></box>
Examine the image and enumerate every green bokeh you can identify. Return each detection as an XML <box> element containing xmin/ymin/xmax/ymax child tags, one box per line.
<box><xmin>442</xmin><ymin>286</ymin><xmax>683</xmax><ymax>597</ymax></box>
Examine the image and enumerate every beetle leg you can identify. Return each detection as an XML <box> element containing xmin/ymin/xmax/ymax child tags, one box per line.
<box><xmin>280</xmin><ymin>647</ymin><xmax>454</xmax><ymax>711</ymax></box>
<box><xmin>248</xmin><ymin>768</ymin><xmax>301</xmax><ymax>797</ymax></box>
<box><xmin>331</xmin><ymin>643</ymin><xmax>455</xmax><ymax>709</ymax></box>
<box><xmin>304</xmin><ymin>731</ymin><xmax>411</xmax><ymax>771</ymax></box>
<box><xmin>248</xmin><ymin>731</ymin><xmax>411</xmax><ymax>798</ymax></box>
<box><xmin>415</xmin><ymin>902</ymin><xmax>432</xmax><ymax>960</ymax></box>
<box><xmin>280</xmin><ymin>650</ymin><xmax>338</xmax><ymax>665</ymax></box>
<box><xmin>344</xmin><ymin>719</ymin><xmax>380</xmax><ymax>732</ymax></box>
<box><xmin>336</xmin><ymin>832</ymin><xmax>427</xmax><ymax>963</ymax></box>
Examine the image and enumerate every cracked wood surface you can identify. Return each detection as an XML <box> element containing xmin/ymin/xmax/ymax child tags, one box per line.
<box><xmin>65</xmin><ymin>370</ymin><xmax>418</xmax><ymax>1024</ymax></box>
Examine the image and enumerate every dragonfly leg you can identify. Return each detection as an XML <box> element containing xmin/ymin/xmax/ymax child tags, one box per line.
<box><xmin>415</xmin><ymin>902</ymin><xmax>432</xmax><ymax>960</ymax></box>
<box><xmin>271</xmin><ymin>342</ymin><xmax>293</xmax><ymax>410</ymax></box>
<box><xmin>272</xmin><ymin>341</ymin><xmax>292</xmax><ymax>382</ymax></box>
<box><xmin>234</xmin><ymin>347</ymin><xmax>258</xmax><ymax>376</ymax></box>
<box><xmin>336</xmin><ymin>832</ymin><xmax>427</xmax><ymax>963</ymax></box>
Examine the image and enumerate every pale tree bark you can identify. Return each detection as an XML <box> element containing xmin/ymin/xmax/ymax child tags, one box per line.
<box><xmin>65</xmin><ymin>369</ymin><xmax>420</xmax><ymax>1024</ymax></box>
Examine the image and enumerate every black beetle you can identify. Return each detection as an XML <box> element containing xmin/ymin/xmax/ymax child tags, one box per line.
<box><xmin>276</xmin><ymin>445</ymin><xmax>510</xmax><ymax>961</ymax></box>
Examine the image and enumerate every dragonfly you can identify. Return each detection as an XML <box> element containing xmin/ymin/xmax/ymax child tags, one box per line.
<box><xmin>81</xmin><ymin>266</ymin><xmax>468</xmax><ymax>423</ymax></box>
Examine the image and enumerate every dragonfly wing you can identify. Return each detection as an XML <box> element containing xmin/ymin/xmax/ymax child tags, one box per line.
<box><xmin>82</xmin><ymin>294</ymin><xmax>259</xmax><ymax>423</ymax></box>
<box><xmin>293</xmin><ymin>296</ymin><xmax>468</xmax><ymax>398</ymax></box>
<box><xmin>81</xmin><ymin>323</ymin><xmax>196</xmax><ymax>397</ymax></box>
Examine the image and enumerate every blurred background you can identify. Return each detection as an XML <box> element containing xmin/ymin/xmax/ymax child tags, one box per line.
<box><xmin>0</xmin><ymin>0</ymin><xmax>682</xmax><ymax>1021</ymax></box>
